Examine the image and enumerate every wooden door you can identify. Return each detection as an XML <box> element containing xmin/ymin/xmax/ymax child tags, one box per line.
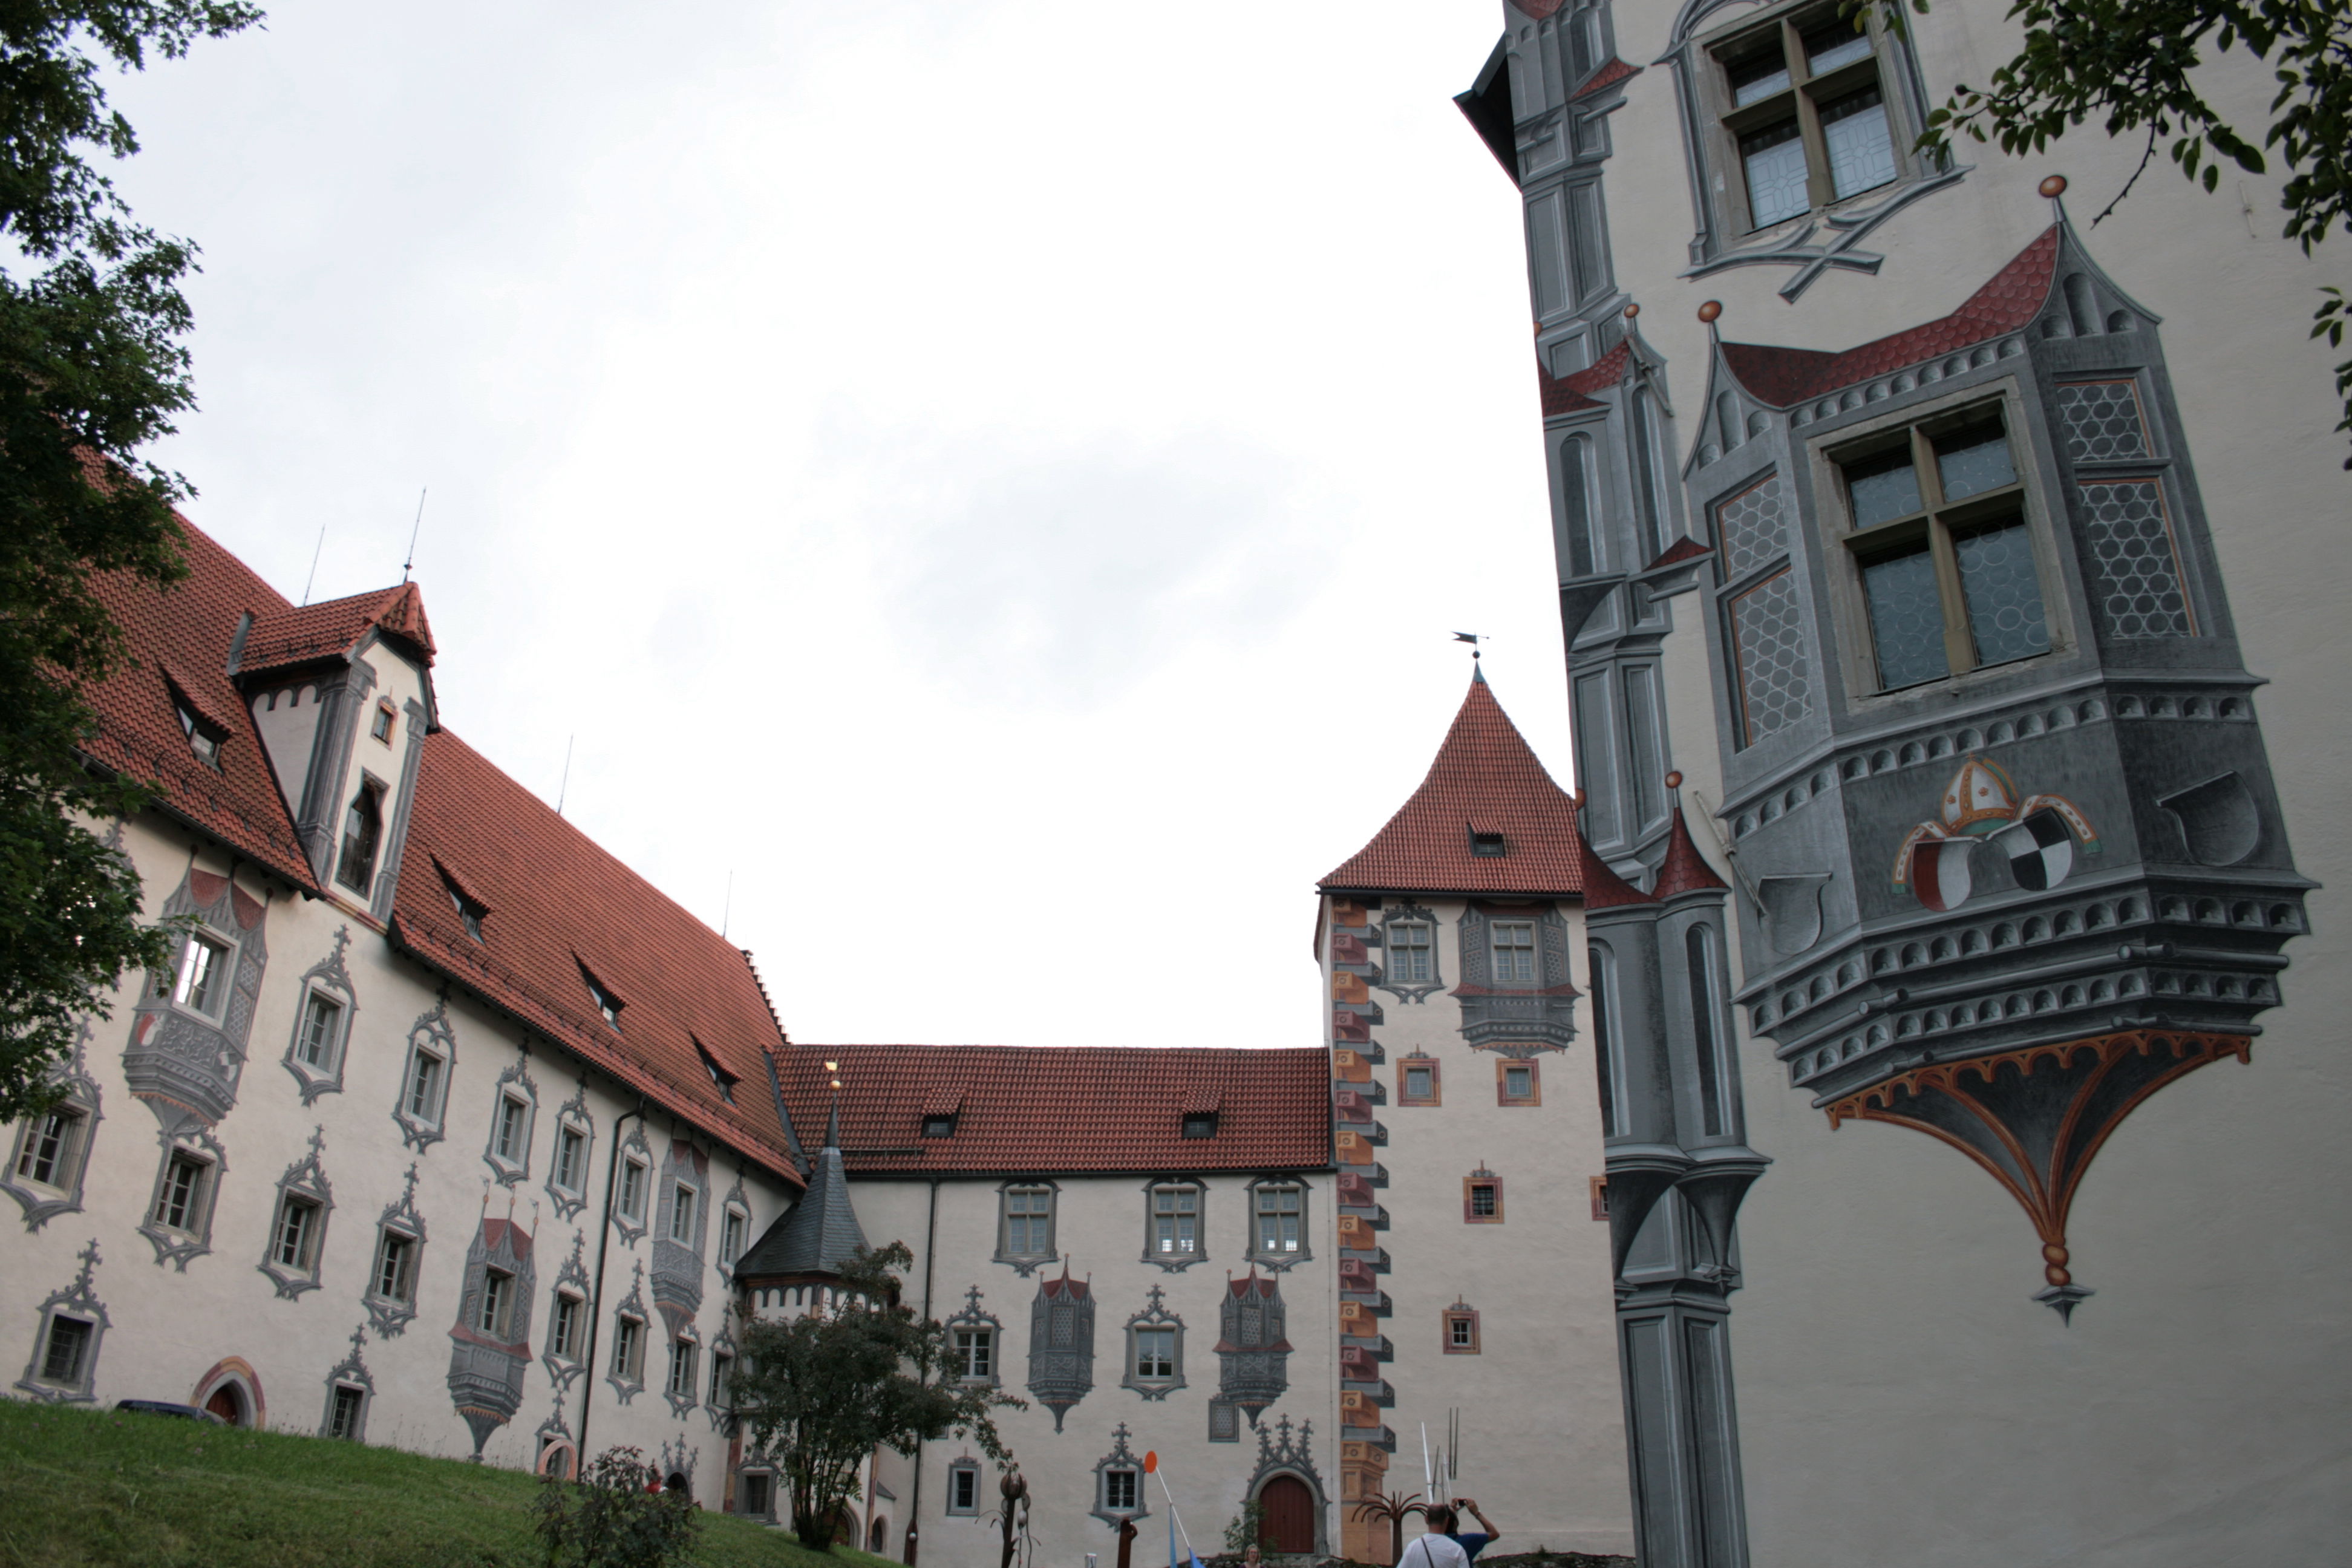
<box><xmin>1258</xmin><ymin>1475</ymin><xmax>1314</xmax><ymax>1555</ymax></box>
<box><xmin>204</xmin><ymin>1384</ymin><xmax>243</xmax><ymax>1425</ymax></box>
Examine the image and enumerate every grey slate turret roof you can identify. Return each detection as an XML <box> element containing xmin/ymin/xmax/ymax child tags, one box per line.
<box><xmin>736</xmin><ymin>1100</ymin><xmax>867</xmax><ymax>1281</ymax></box>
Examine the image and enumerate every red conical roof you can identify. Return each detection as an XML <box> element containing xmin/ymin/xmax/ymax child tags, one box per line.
<box><xmin>1319</xmin><ymin>671</ymin><xmax>1586</xmax><ymax>897</ymax></box>
<box><xmin>1571</xmin><ymin>804</ymin><xmax>1654</xmax><ymax>911</ymax></box>
<box><xmin>1653</xmin><ymin>799</ymin><xmax>1729</xmax><ymax>900</ymax></box>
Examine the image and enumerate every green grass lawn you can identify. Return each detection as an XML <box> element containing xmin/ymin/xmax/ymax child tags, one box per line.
<box><xmin>0</xmin><ymin>1399</ymin><xmax>903</xmax><ymax>1568</ymax></box>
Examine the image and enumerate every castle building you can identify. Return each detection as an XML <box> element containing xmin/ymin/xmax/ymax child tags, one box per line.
<box><xmin>3</xmin><ymin>515</ymin><xmax>1637</xmax><ymax>1564</ymax></box>
<box><xmin>1454</xmin><ymin>2</ymin><xmax>2347</xmax><ymax>1564</ymax></box>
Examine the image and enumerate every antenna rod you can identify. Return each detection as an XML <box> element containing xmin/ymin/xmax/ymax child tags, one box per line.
<box><xmin>720</xmin><ymin>869</ymin><xmax>734</xmax><ymax>938</ymax></box>
<box><xmin>402</xmin><ymin>488</ymin><xmax>426</xmax><ymax>583</ymax></box>
<box><xmin>301</xmin><ymin>526</ymin><xmax>325</xmax><ymax>607</ymax></box>
<box><xmin>555</xmin><ymin>734</ymin><xmax>574</xmax><ymax>815</ymax></box>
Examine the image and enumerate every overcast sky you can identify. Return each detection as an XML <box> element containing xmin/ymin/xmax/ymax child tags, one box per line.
<box><xmin>109</xmin><ymin>1</ymin><xmax>1575</xmax><ymax>1053</ymax></box>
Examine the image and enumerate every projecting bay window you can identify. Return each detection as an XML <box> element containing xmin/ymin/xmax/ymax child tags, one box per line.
<box><xmin>1715</xmin><ymin>7</ymin><xmax>1902</xmax><ymax>231</ymax></box>
<box><xmin>1831</xmin><ymin>400</ymin><xmax>2054</xmax><ymax>693</ymax></box>
<box><xmin>1491</xmin><ymin>922</ymin><xmax>1538</xmax><ymax>985</ymax></box>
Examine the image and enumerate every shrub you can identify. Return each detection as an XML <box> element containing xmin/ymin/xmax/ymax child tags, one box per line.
<box><xmin>531</xmin><ymin>1446</ymin><xmax>702</xmax><ymax>1568</ymax></box>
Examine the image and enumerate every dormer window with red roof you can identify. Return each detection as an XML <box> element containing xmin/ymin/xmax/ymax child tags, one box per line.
<box><xmin>1469</xmin><ymin>829</ymin><xmax>1508</xmax><ymax>857</ymax></box>
<box><xmin>581</xmin><ymin>966</ymin><xmax>623</xmax><ymax>1031</ymax></box>
<box><xmin>174</xmin><ymin>699</ymin><xmax>225</xmax><ymax>769</ymax></box>
<box><xmin>1181</xmin><ymin>1111</ymin><xmax>1218</xmax><ymax>1140</ymax></box>
<box><xmin>336</xmin><ymin>779</ymin><xmax>385</xmax><ymax>895</ymax></box>
<box><xmin>449</xmin><ymin>886</ymin><xmax>485</xmax><ymax>942</ymax></box>
<box><xmin>923</xmin><ymin>1113</ymin><xmax>957</xmax><ymax>1138</ymax></box>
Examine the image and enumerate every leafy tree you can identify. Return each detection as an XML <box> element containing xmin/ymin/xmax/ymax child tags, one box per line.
<box><xmin>530</xmin><ymin>1446</ymin><xmax>702</xmax><ymax>1568</ymax></box>
<box><xmin>731</xmin><ymin>1242</ymin><xmax>1025</xmax><ymax>1550</ymax></box>
<box><xmin>0</xmin><ymin>1</ymin><xmax>258</xmax><ymax>1123</ymax></box>
<box><xmin>1861</xmin><ymin>0</ymin><xmax>2352</xmax><ymax>463</ymax></box>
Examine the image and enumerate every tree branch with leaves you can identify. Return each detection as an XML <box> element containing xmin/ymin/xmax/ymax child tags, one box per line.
<box><xmin>1860</xmin><ymin>0</ymin><xmax>2352</xmax><ymax>463</ymax></box>
<box><xmin>730</xmin><ymin>1243</ymin><xmax>1025</xmax><ymax>1550</ymax></box>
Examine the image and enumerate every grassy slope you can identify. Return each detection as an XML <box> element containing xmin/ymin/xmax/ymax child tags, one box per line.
<box><xmin>0</xmin><ymin>1400</ymin><xmax>904</xmax><ymax>1568</ymax></box>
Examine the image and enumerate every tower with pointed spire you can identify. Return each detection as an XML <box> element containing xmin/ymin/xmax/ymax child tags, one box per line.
<box><xmin>1316</xmin><ymin>668</ymin><xmax>1633</xmax><ymax>1561</ymax></box>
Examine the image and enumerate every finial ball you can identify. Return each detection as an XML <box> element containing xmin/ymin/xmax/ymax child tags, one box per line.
<box><xmin>2039</xmin><ymin>174</ymin><xmax>2068</xmax><ymax>198</ymax></box>
<box><xmin>1665</xmin><ymin>770</ymin><xmax>1684</xmax><ymax>788</ymax></box>
<box><xmin>1622</xmin><ymin>301</ymin><xmax>1640</xmax><ymax>319</ymax></box>
<box><xmin>1696</xmin><ymin>301</ymin><xmax>1722</xmax><ymax>324</ymax></box>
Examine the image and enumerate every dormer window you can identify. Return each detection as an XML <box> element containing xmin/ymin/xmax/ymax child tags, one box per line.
<box><xmin>923</xmin><ymin>1113</ymin><xmax>958</xmax><ymax>1138</ymax></box>
<box><xmin>1181</xmin><ymin>1112</ymin><xmax>1218</xmax><ymax>1140</ymax></box>
<box><xmin>1469</xmin><ymin>829</ymin><xmax>1508</xmax><ymax>857</ymax></box>
<box><xmin>694</xmin><ymin>1039</ymin><xmax>738</xmax><ymax>1103</ymax></box>
<box><xmin>450</xmin><ymin>887</ymin><xmax>485</xmax><ymax>942</ymax></box>
<box><xmin>370</xmin><ymin>700</ymin><xmax>396</xmax><ymax>744</ymax></box>
<box><xmin>336</xmin><ymin>779</ymin><xmax>385</xmax><ymax>895</ymax></box>
<box><xmin>581</xmin><ymin>967</ymin><xmax>623</xmax><ymax>1030</ymax></box>
<box><xmin>175</xmin><ymin>700</ymin><xmax>224</xmax><ymax>769</ymax></box>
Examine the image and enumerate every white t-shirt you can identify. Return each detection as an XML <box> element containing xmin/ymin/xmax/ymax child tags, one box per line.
<box><xmin>1399</xmin><ymin>1535</ymin><xmax>1471</xmax><ymax>1568</ymax></box>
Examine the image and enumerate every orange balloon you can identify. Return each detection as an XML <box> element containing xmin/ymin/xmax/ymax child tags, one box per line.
<box><xmin>1143</xmin><ymin>1451</ymin><xmax>1158</xmax><ymax>1474</ymax></box>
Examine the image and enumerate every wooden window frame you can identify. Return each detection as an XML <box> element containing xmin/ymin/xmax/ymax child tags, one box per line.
<box><xmin>1463</xmin><ymin>1171</ymin><xmax>1505</xmax><ymax>1225</ymax></box>
<box><xmin>1496</xmin><ymin>1059</ymin><xmax>1543</xmax><ymax>1106</ymax></box>
<box><xmin>1398</xmin><ymin>1054</ymin><xmax>1442</xmax><ymax>1108</ymax></box>
<box><xmin>1703</xmin><ymin>2</ymin><xmax>1909</xmax><ymax>234</ymax></box>
<box><xmin>1442</xmin><ymin>1302</ymin><xmax>1481</xmax><ymax>1355</ymax></box>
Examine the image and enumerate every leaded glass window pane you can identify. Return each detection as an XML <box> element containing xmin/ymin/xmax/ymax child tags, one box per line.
<box><xmin>1935</xmin><ymin>420</ymin><xmax>2017</xmax><ymax>501</ymax></box>
<box><xmin>1861</xmin><ymin>545</ymin><xmax>1950</xmax><ymax>690</ymax></box>
<box><xmin>1954</xmin><ymin>521</ymin><xmax>2051</xmax><ymax>665</ymax></box>
<box><xmin>1729</xmin><ymin>49</ymin><xmax>1791</xmax><ymax>106</ymax></box>
<box><xmin>1742</xmin><ymin>120</ymin><xmax>1809</xmax><ymax>227</ymax></box>
<box><xmin>1803</xmin><ymin>25</ymin><xmax>1874</xmax><ymax>74</ymax></box>
<box><xmin>1821</xmin><ymin>88</ymin><xmax>1896</xmax><ymax>198</ymax></box>
<box><xmin>1846</xmin><ymin>448</ymin><xmax>1922</xmax><ymax>527</ymax></box>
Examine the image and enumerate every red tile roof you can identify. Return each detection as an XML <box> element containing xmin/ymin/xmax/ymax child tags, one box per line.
<box><xmin>1508</xmin><ymin>0</ymin><xmax>1566</xmax><ymax>18</ymax></box>
<box><xmin>1537</xmin><ymin>338</ymin><xmax>1633</xmax><ymax>417</ymax></box>
<box><xmin>390</xmin><ymin>731</ymin><xmax>800</xmax><ymax>1180</ymax></box>
<box><xmin>1570</xmin><ymin>801</ymin><xmax>1653</xmax><ymax>911</ymax></box>
<box><xmin>82</xmin><ymin>520</ymin><xmax>319</xmax><ymax>888</ymax></box>
<box><xmin>240</xmin><ymin>581</ymin><xmax>436</xmax><ymax>675</ymax></box>
<box><xmin>1652</xmin><ymin>803</ymin><xmax>1728</xmax><ymax>900</ymax></box>
<box><xmin>1573</xmin><ymin>57</ymin><xmax>1641</xmax><ymax>99</ymax></box>
<box><xmin>771</xmin><ymin>1045</ymin><xmax>1331</xmax><ymax>1177</ymax></box>
<box><xmin>1321</xmin><ymin>671</ymin><xmax>1586</xmax><ymax>897</ymax></box>
<box><xmin>1720</xmin><ymin>227</ymin><xmax>2059</xmax><ymax>407</ymax></box>
<box><xmin>1644</xmin><ymin>536</ymin><xmax>1713</xmax><ymax>572</ymax></box>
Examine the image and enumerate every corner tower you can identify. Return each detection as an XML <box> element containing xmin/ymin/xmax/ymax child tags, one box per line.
<box><xmin>1317</xmin><ymin>670</ymin><xmax>1631</xmax><ymax>1563</ymax></box>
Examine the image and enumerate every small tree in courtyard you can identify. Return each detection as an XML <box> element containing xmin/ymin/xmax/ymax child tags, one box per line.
<box><xmin>731</xmin><ymin>1241</ymin><xmax>1024</xmax><ymax>1549</ymax></box>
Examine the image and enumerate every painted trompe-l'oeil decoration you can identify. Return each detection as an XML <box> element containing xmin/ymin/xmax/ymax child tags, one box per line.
<box><xmin>1893</xmin><ymin>757</ymin><xmax>2098</xmax><ymax>912</ymax></box>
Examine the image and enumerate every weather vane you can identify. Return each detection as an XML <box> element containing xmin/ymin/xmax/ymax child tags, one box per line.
<box><xmin>1453</xmin><ymin>631</ymin><xmax>1481</xmax><ymax>662</ymax></box>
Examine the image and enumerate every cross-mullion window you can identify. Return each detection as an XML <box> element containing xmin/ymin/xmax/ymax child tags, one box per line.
<box><xmin>1717</xmin><ymin>8</ymin><xmax>1901</xmax><ymax>232</ymax></box>
<box><xmin>298</xmin><ymin>993</ymin><xmax>343</xmax><ymax>1069</ymax></box>
<box><xmin>1492</xmin><ymin>923</ymin><xmax>1538</xmax><ymax>985</ymax></box>
<box><xmin>1151</xmin><ymin>1184</ymin><xmax>1198</xmax><ymax>1256</ymax></box>
<box><xmin>953</xmin><ymin>1327</ymin><xmax>995</xmax><ymax>1381</ymax></box>
<box><xmin>373</xmin><ymin>1230</ymin><xmax>417</xmax><ymax>1303</ymax></box>
<box><xmin>1838</xmin><ymin>405</ymin><xmax>2049</xmax><ymax>692</ymax></box>
<box><xmin>1255</xmin><ymin>1184</ymin><xmax>1302</xmax><ymax>1255</ymax></box>
<box><xmin>155</xmin><ymin>1153</ymin><xmax>209</xmax><ymax>1232</ymax></box>
<box><xmin>1388</xmin><ymin>923</ymin><xmax>1433</xmax><ymax>984</ymax></box>
<box><xmin>1003</xmin><ymin>1187</ymin><xmax>1052</xmax><ymax>1257</ymax></box>
<box><xmin>16</xmin><ymin>1108</ymin><xmax>81</xmax><ymax>1187</ymax></box>
<box><xmin>1134</xmin><ymin>1327</ymin><xmax>1177</xmax><ymax>1380</ymax></box>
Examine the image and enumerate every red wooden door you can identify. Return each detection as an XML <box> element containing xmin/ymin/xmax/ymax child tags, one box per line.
<box><xmin>204</xmin><ymin>1385</ymin><xmax>243</xmax><ymax>1425</ymax></box>
<box><xmin>1258</xmin><ymin>1475</ymin><xmax>1314</xmax><ymax>1554</ymax></box>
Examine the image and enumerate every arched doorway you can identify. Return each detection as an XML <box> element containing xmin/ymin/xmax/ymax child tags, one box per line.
<box><xmin>1256</xmin><ymin>1474</ymin><xmax>1315</xmax><ymax>1555</ymax></box>
<box><xmin>204</xmin><ymin>1383</ymin><xmax>244</xmax><ymax>1425</ymax></box>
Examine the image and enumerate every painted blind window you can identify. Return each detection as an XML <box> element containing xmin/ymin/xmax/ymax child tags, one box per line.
<box><xmin>1255</xmin><ymin>1185</ymin><xmax>1301</xmax><ymax>1254</ymax></box>
<box><xmin>1152</xmin><ymin>1186</ymin><xmax>1198</xmax><ymax>1256</ymax></box>
<box><xmin>1492</xmin><ymin>923</ymin><xmax>1537</xmax><ymax>984</ymax></box>
<box><xmin>1388</xmin><ymin>923</ymin><xmax>1434</xmax><ymax>984</ymax></box>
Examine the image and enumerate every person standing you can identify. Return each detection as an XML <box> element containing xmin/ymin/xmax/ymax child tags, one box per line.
<box><xmin>1445</xmin><ymin>1499</ymin><xmax>1503</xmax><ymax>1563</ymax></box>
<box><xmin>1399</xmin><ymin>1509</ymin><xmax>1471</xmax><ymax>1568</ymax></box>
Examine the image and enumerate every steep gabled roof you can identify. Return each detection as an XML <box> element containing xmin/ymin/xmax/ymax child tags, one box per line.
<box><xmin>772</xmin><ymin>1045</ymin><xmax>1330</xmax><ymax>1177</ymax></box>
<box><xmin>240</xmin><ymin>581</ymin><xmax>437</xmax><ymax>675</ymax></box>
<box><xmin>1652</xmin><ymin>800</ymin><xmax>1730</xmax><ymax>900</ymax></box>
<box><xmin>1720</xmin><ymin>227</ymin><xmax>2060</xmax><ymax>408</ymax></box>
<box><xmin>1537</xmin><ymin>338</ymin><xmax>1633</xmax><ymax>417</ymax></box>
<box><xmin>391</xmin><ymin>732</ymin><xmax>801</xmax><ymax>1179</ymax></box>
<box><xmin>1319</xmin><ymin>671</ymin><xmax>1586</xmax><ymax>897</ymax></box>
<box><xmin>82</xmin><ymin>520</ymin><xmax>318</xmax><ymax>889</ymax></box>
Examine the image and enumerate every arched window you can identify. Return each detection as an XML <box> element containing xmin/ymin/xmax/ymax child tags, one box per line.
<box><xmin>336</xmin><ymin>780</ymin><xmax>385</xmax><ymax>894</ymax></box>
<box><xmin>1687</xmin><ymin>926</ymin><xmax>1728</xmax><ymax>1138</ymax></box>
<box><xmin>1589</xmin><ymin>942</ymin><xmax>1624</xmax><ymax>1136</ymax></box>
<box><xmin>1560</xmin><ymin>433</ymin><xmax>1599</xmax><ymax>578</ymax></box>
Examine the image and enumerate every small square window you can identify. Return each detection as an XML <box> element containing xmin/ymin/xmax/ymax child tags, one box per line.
<box><xmin>1497</xmin><ymin>1059</ymin><xmax>1541</xmax><ymax>1106</ymax></box>
<box><xmin>1442</xmin><ymin>1303</ymin><xmax>1481</xmax><ymax>1355</ymax></box>
<box><xmin>1463</xmin><ymin>1169</ymin><xmax>1504</xmax><ymax>1224</ymax></box>
<box><xmin>1181</xmin><ymin>1112</ymin><xmax>1218</xmax><ymax>1140</ymax></box>
<box><xmin>923</xmin><ymin>1113</ymin><xmax>956</xmax><ymax>1138</ymax></box>
<box><xmin>1399</xmin><ymin>1056</ymin><xmax>1441</xmax><ymax>1108</ymax></box>
<box><xmin>947</xmin><ymin>1463</ymin><xmax>981</xmax><ymax>1515</ymax></box>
